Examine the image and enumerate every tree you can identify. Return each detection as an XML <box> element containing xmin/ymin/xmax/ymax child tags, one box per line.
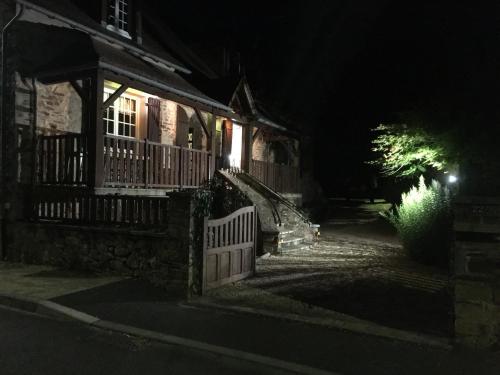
<box><xmin>368</xmin><ymin>123</ymin><xmax>455</xmax><ymax>180</ymax></box>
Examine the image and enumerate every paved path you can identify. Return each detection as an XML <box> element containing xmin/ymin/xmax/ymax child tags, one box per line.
<box><xmin>0</xmin><ymin>262</ymin><xmax>123</xmax><ymax>300</ymax></box>
<box><xmin>50</xmin><ymin>279</ymin><xmax>500</xmax><ymax>375</ymax></box>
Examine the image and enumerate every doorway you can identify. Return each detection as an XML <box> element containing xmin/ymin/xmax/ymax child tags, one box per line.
<box><xmin>229</xmin><ymin>123</ymin><xmax>243</xmax><ymax>169</ymax></box>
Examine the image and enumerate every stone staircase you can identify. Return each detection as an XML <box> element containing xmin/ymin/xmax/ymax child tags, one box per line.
<box><xmin>218</xmin><ymin>170</ymin><xmax>314</xmax><ymax>254</ymax></box>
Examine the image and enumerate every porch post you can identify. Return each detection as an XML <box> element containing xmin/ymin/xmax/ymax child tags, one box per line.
<box><xmin>86</xmin><ymin>70</ymin><xmax>104</xmax><ymax>189</ymax></box>
<box><xmin>242</xmin><ymin>123</ymin><xmax>253</xmax><ymax>174</ymax></box>
<box><xmin>209</xmin><ymin>112</ymin><xmax>217</xmax><ymax>178</ymax></box>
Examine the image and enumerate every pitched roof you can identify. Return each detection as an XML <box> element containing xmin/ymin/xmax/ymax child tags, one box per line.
<box><xmin>17</xmin><ymin>0</ymin><xmax>188</xmax><ymax>73</ymax></box>
<box><xmin>12</xmin><ymin>21</ymin><xmax>233</xmax><ymax>112</ymax></box>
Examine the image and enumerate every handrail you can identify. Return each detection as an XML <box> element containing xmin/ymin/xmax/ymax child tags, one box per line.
<box><xmin>238</xmin><ymin>171</ymin><xmax>310</xmax><ymax>224</ymax></box>
<box><xmin>219</xmin><ymin>169</ymin><xmax>282</xmax><ymax>227</ymax></box>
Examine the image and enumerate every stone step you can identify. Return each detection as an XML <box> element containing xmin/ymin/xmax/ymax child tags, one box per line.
<box><xmin>279</xmin><ymin>236</ymin><xmax>306</xmax><ymax>247</ymax></box>
<box><xmin>278</xmin><ymin>229</ymin><xmax>296</xmax><ymax>236</ymax></box>
<box><xmin>279</xmin><ymin>243</ymin><xmax>312</xmax><ymax>253</ymax></box>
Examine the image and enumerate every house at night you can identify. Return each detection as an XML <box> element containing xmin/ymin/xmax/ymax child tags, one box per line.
<box><xmin>0</xmin><ymin>0</ymin><xmax>311</xmax><ymax>292</ymax></box>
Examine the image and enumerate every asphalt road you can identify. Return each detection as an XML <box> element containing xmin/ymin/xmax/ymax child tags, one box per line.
<box><xmin>0</xmin><ymin>306</ymin><xmax>294</xmax><ymax>375</ymax></box>
<box><xmin>52</xmin><ymin>279</ymin><xmax>500</xmax><ymax>375</ymax></box>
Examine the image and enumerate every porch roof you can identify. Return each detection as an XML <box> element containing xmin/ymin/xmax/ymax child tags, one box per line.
<box><xmin>13</xmin><ymin>21</ymin><xmax>234</xmax><ymax>115</ymax></box>
<box><xmin>17</xmin><ymin>0</ymin><xmax>189</xmax><ymax>74</ymax></box>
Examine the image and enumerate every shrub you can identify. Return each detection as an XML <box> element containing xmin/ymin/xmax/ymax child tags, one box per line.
<box><xmin>386</xmin><ymin>176</ymin><xmax>452</xmax><ymax>266</ymax></box>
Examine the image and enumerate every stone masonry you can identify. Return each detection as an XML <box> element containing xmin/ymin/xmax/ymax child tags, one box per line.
<box><xmin>453</xmin><ymin>197</ymin><xmax>500</xmax><ymax>348</ymax></box>
<box><xmin>5</xmin><ymin>193</ymin><xmax>199</xmax><ymax>295</ymax></box>
<box><xmin>16</xmin><ymin>74</ymin><xmax>82</xmax><ymax>135</ymax></box>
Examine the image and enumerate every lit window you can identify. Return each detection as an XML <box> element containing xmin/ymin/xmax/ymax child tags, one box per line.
<box><xmin>103</xmin><ymin>90</ymin><xmax>137</xmax><ymax>138</ymax></box>
<box><xmin>106</xmin><ymin>0</ymin><xmax>130</xmax><ymax>36</ymax></box>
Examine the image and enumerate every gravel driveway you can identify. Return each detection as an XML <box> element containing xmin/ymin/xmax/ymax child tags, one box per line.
<box><xmin>207</xmin><ymin>200</ymin><xmax>452</xmax><ymax>337</ymax></box>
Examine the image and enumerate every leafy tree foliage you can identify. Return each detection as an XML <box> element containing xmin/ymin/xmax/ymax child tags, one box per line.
<box><xmin>368</xmin><ymin>124</ymin><xmax>454</xmax><ymax>180</ymax></box>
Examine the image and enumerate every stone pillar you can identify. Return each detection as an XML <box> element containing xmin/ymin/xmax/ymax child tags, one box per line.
<box><xmin>454</xmin><ymin>275</ymin><xmax>499</xmax><ymax>348</ymax></box>
<box><xmin>453</xmin><ymin>197</ymin><xmax>500</xmax><ymax>348</ymax></box>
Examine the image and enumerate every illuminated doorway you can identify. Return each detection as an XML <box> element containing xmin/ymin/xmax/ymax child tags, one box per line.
<box><xmin>230</xmin><ymin>123</ymin><xmax>243</xmax><ymax>169</ymax></box>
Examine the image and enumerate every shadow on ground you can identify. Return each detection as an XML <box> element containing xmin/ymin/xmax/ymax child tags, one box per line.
<box><xmin>208</xmin><ymin>199</ymin><xmax>453</xmax><ymax>337</ymax></box>
<box><xmin>52</xmin><ymin>278</ymin><xmax>182</xmax><ymax>306</ymax></box>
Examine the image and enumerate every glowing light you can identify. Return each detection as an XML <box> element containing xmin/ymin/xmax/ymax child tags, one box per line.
<box><xmin>448</xmin><ymin>175</ymin><xmax>458</xmax><ymax>184</ymax></box>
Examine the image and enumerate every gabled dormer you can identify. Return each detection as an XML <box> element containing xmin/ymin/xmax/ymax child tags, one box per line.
<box><xmin>96</xmin><ymin>0</ymin><xmax>141</xmax><ymax>43</ymax></box>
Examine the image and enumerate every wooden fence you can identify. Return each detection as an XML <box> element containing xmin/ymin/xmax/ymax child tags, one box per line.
<box><xmin>38</xmin><ymin>133</ymin><xmax>87</xmax><ymax>185</ymax></box>
<box><xmin>202</xmin><ymin>206</ymin><xmax>257</xmax><ymax>292</ymax></box>
<box><xmin>250</xmin><ymin>159</ymin><xmax>300</xmax><ymax>193</ymax></box>
<box><xmin>33</xmin><ymin>189</ymin><xmax>170</xmax><ymax>227</ymax></box>
<box><xmin>36</xmin><ymin>133</ymin><xmax>210</xmax><ymax>189</ymax></box>
<box><xmin>103</xmin><ymin>135</ymin><xmax>210</xmax><ymax>188</ymax></box>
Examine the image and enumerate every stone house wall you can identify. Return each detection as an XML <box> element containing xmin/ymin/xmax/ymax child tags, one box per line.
<box><xmin>252</xmin><ymin>127</ymin><xmax>300</xmax><ymax>167</ymax></box>
<box><xmin>5</xmin><ymin>192</ymin><xmax>199</xmax><ymax>295</ymax></box>
<box><xmin>160</xmin><ymin>99</ymin><xmax>207</xmax><ymax>150</ymax></box>
<box><xmin>15</xmin><ymin>74</ymin><xmax>82</xmax><ymax>135</ymax></box>
<box><xmin>160</xmin><ymin>99</ymin><xmax>177</xmax><ymax>145</ymax></box>
<box><xmin>252</xmin><ymin>127</ymin><xmax>268</xmax><ymax>162</ymax></box>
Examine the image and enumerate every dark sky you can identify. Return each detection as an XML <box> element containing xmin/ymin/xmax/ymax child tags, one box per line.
<box><xmin>159</xmin><ymin>1</ymin><xmax>500</xmax><ymax>194</ymax></box>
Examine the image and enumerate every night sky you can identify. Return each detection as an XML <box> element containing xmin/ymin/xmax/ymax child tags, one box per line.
<box><xmin>158</xmin><ymin>1</ymin><xmax>500</xmax><ymax>195</ymax></box>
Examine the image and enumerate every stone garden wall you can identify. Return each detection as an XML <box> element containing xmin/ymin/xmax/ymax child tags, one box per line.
<box><xmin>453</xmin><ymin>197</ymin><xmax>500</xmax><ymax>348</ymax></box>
<box><xmin>5</xmin><ymin>193</ymin><xmax>198</xmax><ymax>295</ymax></box>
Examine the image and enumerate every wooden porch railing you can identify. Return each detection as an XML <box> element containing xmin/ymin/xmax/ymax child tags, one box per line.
<box><xmin>103</xmin><ymin>135</ymin><xmax>210</xmax><ymax>189</ymax></box>
<box><xmin>34</xmin><ymin>189</ymin><xmax>170</xmax><ymax>227</ymax></box>
<box><xmin>36</xmin><ymin>133</ymin><xmax>211</xmax><ymax>189</ymax></box>
<box><xmin>250</xmin><ymin>159</ymin><xmax>301</xmax><ymax>193</ymax></box>
<box><xmin>37</xmin><ymin>133</ymin><xmax>87</xmax><ymax>185</ymax></box>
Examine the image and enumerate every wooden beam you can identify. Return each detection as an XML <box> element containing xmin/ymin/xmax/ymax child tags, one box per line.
<box><xmin>102</xmin><ymin>84</ymin><xmax>128</xmax><ymax>110</ymax></box>
<box><xmin>36</xmin><ymin>67</ymin><xmax>98</xmax><ymax>85</ymax></box>
<box><xmin>86</xmin><ymin>70</ymin><xmax>105</xmax><ymax>188</ymax></box>
<box><xmin>70</xmin><ymin>80</ymin><xmax>87</xmax><ymax>102</ymax></box>
<box><xmin>242</xmin><ymin>124</ymin><xmax>253</xmax><ymax>173</ymax></box>
<box><xmin>209</xmin><ymin>113</ymin><xmax>217</xmax><ymax>178</ymax></box>
<box><xmin>194</xmin><ymin>108</ymin><xmax>210</xmax><ymax>138</ymax></box>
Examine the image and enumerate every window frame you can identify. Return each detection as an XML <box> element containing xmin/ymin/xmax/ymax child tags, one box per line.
<box><xmin>104</xmin><ymin>0</ymin><xmax>132</xmax><ymax>39</ymax></box>
<box><xmin>103</xmin><ymin>88</ymin><xmax>139</xmax><ymax>139</ymax></box>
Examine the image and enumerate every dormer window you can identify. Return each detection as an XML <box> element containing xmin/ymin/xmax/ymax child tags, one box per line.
<box><xmin>105</xmin><ymin>0</ymin><xmax>131</xmax><ymax>38</ymax></box>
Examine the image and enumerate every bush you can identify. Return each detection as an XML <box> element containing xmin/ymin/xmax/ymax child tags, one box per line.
<box><xmin>386</xmin><ymin>176</ymin><xmax>452</xmax><ymax>266</ymax></box>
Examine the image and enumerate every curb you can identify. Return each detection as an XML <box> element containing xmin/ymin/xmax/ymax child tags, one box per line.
<box><xmin>187</xmin><ymin>299</ymin><xmax>453</xmax><ymax>350</ymax></box>
<box><xmin>0</xmin><ymin>293</ymin><xmax>339</xmax><ymax>375</ymax></box>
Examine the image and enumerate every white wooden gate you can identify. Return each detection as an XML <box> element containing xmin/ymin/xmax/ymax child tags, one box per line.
<box><xmin>202</xmin><ymin>206</ymin><xmax>257</xmax><ymax>293</ymax></box>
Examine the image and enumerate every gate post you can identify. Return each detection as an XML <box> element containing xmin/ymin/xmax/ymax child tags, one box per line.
<box><xmin>253</xmin><ymin>206</ymin><xmax>257</xmax><ymax>276</ymax></box>
<box><xmin>201</xmin><ymin>215</ymin><xmax>208</xmax><ymax>295</ymax></box>
<box><xmin>453</xmin><ymin>197</ymin><xmax>500</xmax><ymax>348</ymax></box>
